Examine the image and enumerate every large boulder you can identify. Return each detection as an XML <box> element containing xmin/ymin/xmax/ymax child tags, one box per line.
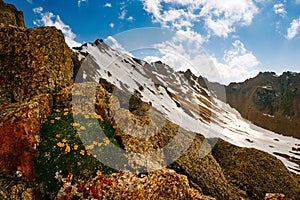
<box><xmin>212</xmin><ymin>139</ymin><xmax>300</xmax><ymax>199</ymax></box>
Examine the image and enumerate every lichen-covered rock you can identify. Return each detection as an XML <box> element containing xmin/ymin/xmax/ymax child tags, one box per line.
<box><xmin>56</xmin><ymin>168</ymin><xmax>216</xmax><ymax>199</ymax></box>
<box><xmin>212</xmin><ymin>139</ymin><xmax>300</xmax><ymax>199</ymax></box>
<box><xmin>0</xmin><ymin>0</ymin><xmax>25</xmax><ymax>27</ymax></box>
<box><xmin>264</xmin><ymin>193</ymin><xmax>290</xmax><ymax>200</ymax></box>
<box><xmin>170</xmin><ymin>136</ymin><xmax>233</xmax><ymax>200</ymax></box>
<box><xmin>0</xmin><ymin>25</ymin><xmax>73</xmax><ymax>105</ymax></box>
<box><xmin>0</xmin><ymin>94</ymin><xmax>50</xmax><ymax>182</ymax></box>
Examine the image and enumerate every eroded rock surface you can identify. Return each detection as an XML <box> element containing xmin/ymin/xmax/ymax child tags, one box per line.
<box><xmin>0</xmin><ymin>0</ymin><xmax>24</xmax><ymax>27</ymax></box>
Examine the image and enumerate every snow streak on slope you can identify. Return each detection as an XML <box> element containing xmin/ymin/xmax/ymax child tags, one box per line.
<box><xmin>73</xmin><ymin>41</ymin><xmax>300</xmax><ymax>174</ymax></box>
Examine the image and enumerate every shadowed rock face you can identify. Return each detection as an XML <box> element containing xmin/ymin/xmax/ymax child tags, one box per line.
<box><xmin>212</xmin><ymin>139</ymin><xmax>300</xmax><ymax>199</ymax></box>
<box><xmin>226</xmin><ymin>72</ymin><xmax>300</xmax><ymax>139</ymax></box>
<box><xmin>0</xmin><ymin>0</ymin><xmax>25</xmax><ymax>27</ymax></box>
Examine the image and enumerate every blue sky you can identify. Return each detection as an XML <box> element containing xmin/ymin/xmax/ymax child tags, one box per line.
<box><xmin>5</xmin><ymin>0</ymin><xmax>300</xmax><ymax>84</ymax></box>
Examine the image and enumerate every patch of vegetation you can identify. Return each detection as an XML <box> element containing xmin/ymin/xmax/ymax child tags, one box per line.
<box><xmin>35</xmin><ymin>109</ymin><xmax>119</xmax><ymax>198</ymax></box>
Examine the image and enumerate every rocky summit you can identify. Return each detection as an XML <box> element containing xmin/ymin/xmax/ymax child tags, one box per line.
<box><xmin>0</xmin><ymin>0</ymin><xmax>24</xmax><ymax>27</ymax></box>
<box><xmin>226</xmin><ymin>72</ymin><xmax>300</xmax><ymax>139</ymax></box>
<box><xmin>0</xmin><ymin>1</ymin><xmax>300</xmax><ymax>199</ymax></box>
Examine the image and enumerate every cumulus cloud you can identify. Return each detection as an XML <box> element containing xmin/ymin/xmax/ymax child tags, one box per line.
<box><xmin>141</xmin><ymin>0</ymin><xmax>258</xmax><ymax>38</ymax></box>
<box><xmin>286</xmin><ymin>18</ymin><xmax>300</xmax><ymax>40</ymax></box>
<box><xmin>143</xmin><ymin>33</ymin><xmax>259</xmax><ymax>84</ymax></box>
<box><xmin>33</xmin><ymin>7</ymin><xmax>81</xmax><ymax>47</ymax></box>
<box><xmin>223</xmin><ymin>40</ymin><xmax>259</xmax><ymax>69</ymax></box>
<box><xmin>127</xmin><ymin>16</ymin><xmax>134</xmax><ymax>21</ymax></box>
<box><xmin>273</xmin><ymin>3</ymin><xmax>287</xmax><ymax>18</ymax></box>
<box><xmin>218</xmin><ymin>40</ymin><xmax>259</xmax><ymax>83</ymax></box>
<box><xmin>104</xmin><ymin>3</ymin><xmax>112</xmax><ymax>8</ymax></box>
<box><xmin>109</xmin><ymin>23</ymin><xmax>115</xmax><ymax>28</ymax></box>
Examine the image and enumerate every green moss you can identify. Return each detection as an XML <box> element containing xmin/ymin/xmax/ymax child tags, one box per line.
<box><xmin>35</xmin><ymin>110</ymin><xmax>119</xmax><ymax>197</ymax></box>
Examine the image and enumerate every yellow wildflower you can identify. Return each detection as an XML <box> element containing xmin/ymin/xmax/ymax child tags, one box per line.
<box><xmin>63</xmin><ymin>112</ymin><xmax>68</xmax><ymax>116</ymax></box>
<box><xmin>71</xmin><ymin>122</ymin><xmax>80</xmax><ymax>127</ymax></box>
<box><xmin>73</xmin><ymin>145</ymin><xmax>78</xmax><ymax>150</ymax></box>
<box><xmin>50</xmin><ymin>120</ymin><xmax>55</xmax><ymax>124</ymax></box>
<box><xmin>94</xmin><ymin>113</ymin><xmax>103</xmax><ymax>120</ymax></box>
<box><xmin>85</xmin><ymin>144</ymin><xmax>94</xmax><ymax>150</ymax></box>
<box><xmin>62</xmin><ymin>139</ymin><xmax>68</xmax><ymax>143</ymax></box>
<box><xmin>87</xmin><ymin>151</ymin><xmax>91</xmax><ymax>156</ymax></box>
<box><xmin>65</xmin><ymin>145</ymin><xmax>70</xmax><ymax>153</ymax></box>
<box><xmin>56</xmin><ymin>134</ymin><xmax>61</xmax><ymax>139</ymax></box>
<box><xmin>80</xmin><ymin>150</ymin><xmax>85</xmax><ymax>155</ymax></box>
<box><xmin>55</xmin><ymin>116</ymin><xmax>61</xmax><ymax>120</ymax></box>
<box><xmin>57</xmin><ymin>142</ymin><xmax>65</xmax><ymax>148</ymax></box>
<box><xmin>55</xmin><ymin>109</ymin><xmax>61</xmax><ymax>113</ymax></box>
<box><xmin>104</xmin><ymin>138</ymin><xmax>110</xmax><ymax>146</ymax></box>
<box><xmin>80</xmin><ymin>126</ymin><xmax>86</xmax><ymax>131</ymax></box>
<box><xmin>96</xmin><ymin>170</ymin><xmax>102</xmax><ymax>176</ymax></box>
<box><xmin>63</xmin><ymin>108</ymin><xmax>69</xmax><ymax>112</ymax></box>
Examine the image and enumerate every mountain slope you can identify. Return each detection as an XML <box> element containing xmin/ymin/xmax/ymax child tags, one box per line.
<box><xmin>73</xmin><ymin>40</ymin><xmax>300</xmax><ymax>176</ymax></box>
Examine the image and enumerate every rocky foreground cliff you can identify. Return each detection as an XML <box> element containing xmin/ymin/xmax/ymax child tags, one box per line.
<box><xmin>0</xmin><ymin>1</ymin><xmax>300</xmax><ymax>199</ymax></box>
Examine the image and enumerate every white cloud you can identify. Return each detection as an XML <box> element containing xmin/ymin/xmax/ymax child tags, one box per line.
<box><xmin>141</xmin><ymin>0</ymin><xmax>259</xmax><ymax>38</ymax></box>
<box><xmin>127</xmin><ymin>16</ymin><xmax>134</xmax><ymax>21</ymax></box>
<box><xmin>273</xmin><ymin>3</ymin><xmax>287</xmax><ymax>18</ymax></box>
<box><xmin>215</xmin><ymin>40</ymin><xmax>259</xmax><ymax>83</ymax></box>
<box><xmin>223</xmin><ymin>40</ymin><xmax>259</xmax><ymax>68</ymax></box>
<box><xmin>26</xmin><ymin>0</ymin><xmax>33</xmax><ymax>4</ymax></box>
<box><xmin>33</xmin><ymin>7</ymin><xmax>81</xmax><ymax>47</ymax></box>
<box><xmin>286</xmin><ymin>18</ymin><xmax>300</xmax><ymax>40</ymax></box>
<box><xmin>109</xmin><ymin>22</ymin><xmax>115</xmax><ymax>28</ymax></box>
<box><xmin>104</xmin><ymin>3</ymin><xmax>112</xmax><ymax>7</ymax></box>
<box><xmin>78</xmin><ymin>0</ymin><xmax>88</xmax><ymax>7</ymax></box>
<box><xmin>141</xmin><ymin>30</ymin><xmax>225</xmax><ymax>82</ymax></box>
<box><xmin>144</xmin><ymin>34</ymin><xmax>259</xmax><ymax>84</ymax></box>
<box><xmin>33</xmin><ymin>7</ymin><xmax>43</xmax><ymax>14</ymax></box>
<box><xmin>119</xmin><ymin>10</ymin><xmax>127</xmax><ymax>20</ymax></box>
<box><xmin>296</xmin><ymin>0</ymin><xmax>300</xmax><ymax>4</ymax></box>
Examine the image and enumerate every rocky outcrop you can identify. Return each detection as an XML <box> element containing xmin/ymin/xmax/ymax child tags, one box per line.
<box><xmin>56</xmin><ymin>168</ymin><xmax>215</xmax><ymax>199</ymax></box>
<box><xmin>226</xmin><ymin>72</ymin><xmax>300</xmax><ymax>138</ymax></box>
<box><xmin>0</xmin><ymin>0</ymin><xmax>24</xmax><ymax>27</ymax></box>
<box><xmin>0</xmin><ymin>25</ymin><xmax>73</xmax><ymax>105</ymax></box>
<box><xmin>0</xmin><ymin>0</ymin><xmax>73</xmax><ymax>183</ymax></box>
<box><xmin>212</xmin><ymin>139</ymin><xmax>300</xmax><ymax>199</ymax></box>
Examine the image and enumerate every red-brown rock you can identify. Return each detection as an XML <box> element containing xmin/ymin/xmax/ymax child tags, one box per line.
<box><xmin>0</xmin><ymin>95</ymin><xmax>50</xmax><ymax>182</ymax></box>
